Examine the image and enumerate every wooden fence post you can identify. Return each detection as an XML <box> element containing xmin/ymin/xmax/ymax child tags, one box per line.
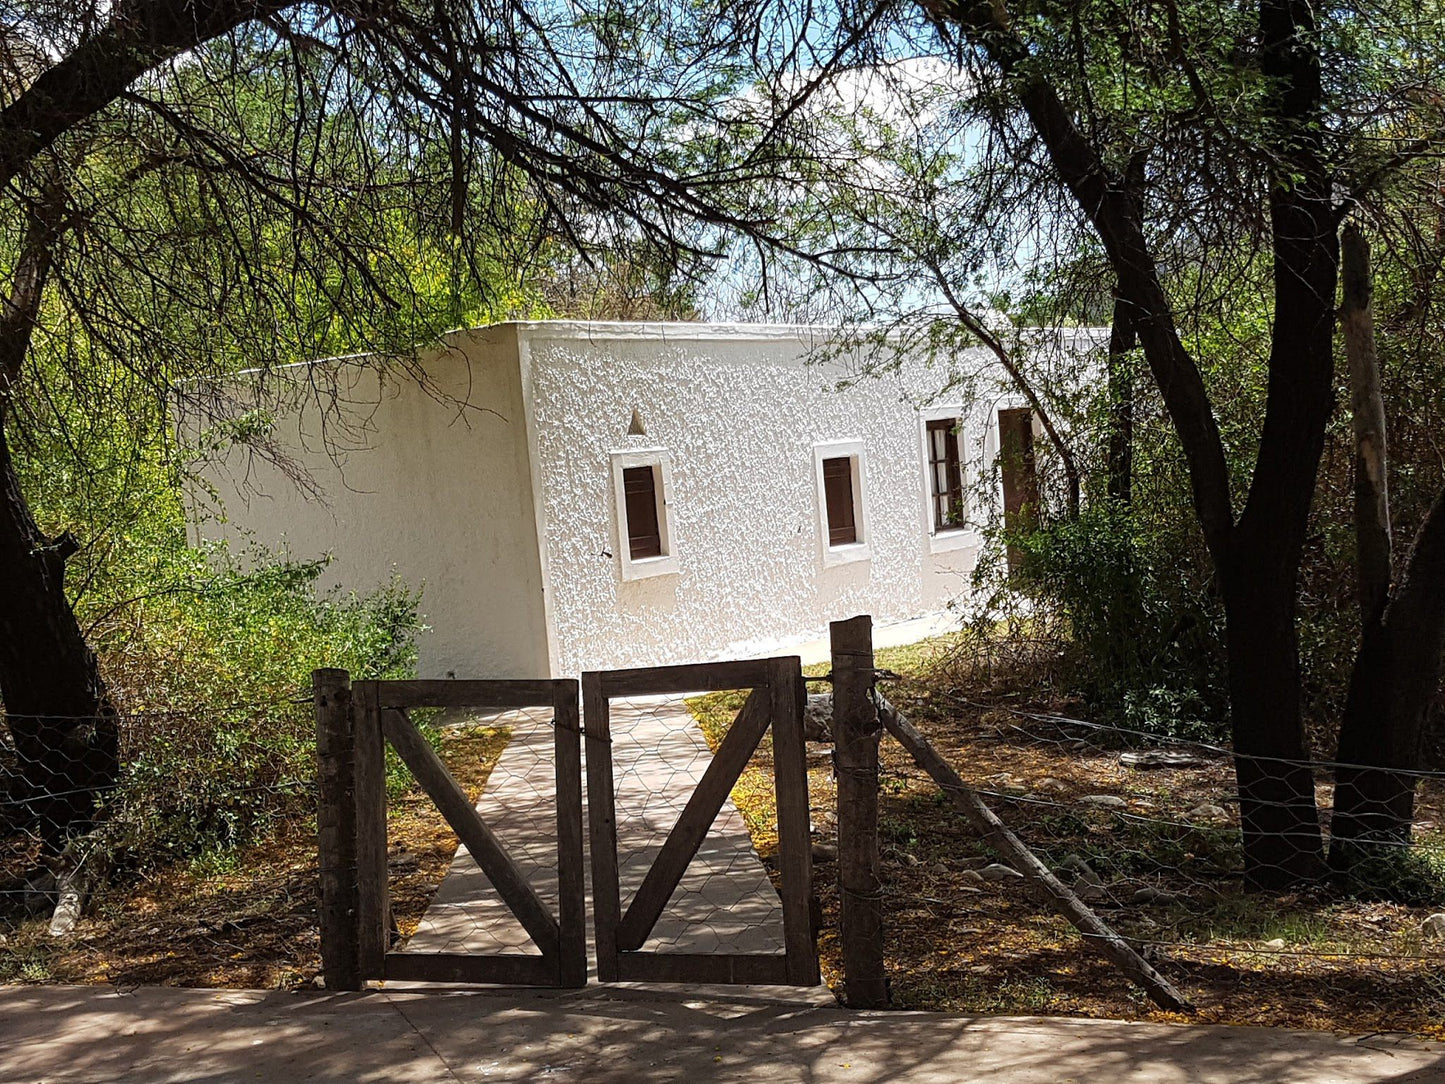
<box><xmin>314</xmin><ymin>668</ymin><xmax>360</xmax><ymax>991</ymax></box>
<box><xmin>352</xmin><ymin>680</ymin><xmax>391</xmax><ymax>978</ymax></box>
<box><xmin>831</xmin><ymin>615</ymin><xmax>888</xmax><ymax>1007</ymax></box>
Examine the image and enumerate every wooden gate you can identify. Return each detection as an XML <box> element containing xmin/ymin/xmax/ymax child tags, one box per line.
<box><xmin>583</xmin><ymin>656</ymin><xmax>819</xmax><ymax>986</ymax></box>
<box><xmin>315</xmin><ymin>673</ymin><xmax>586</xmax><ymax>988</ymax></box>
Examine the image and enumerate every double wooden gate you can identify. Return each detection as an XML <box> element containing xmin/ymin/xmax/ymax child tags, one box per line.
<box><xmin>314</xmin><ymin>657</ymin><xmax>817</xmax><ymax>990</ymax></box>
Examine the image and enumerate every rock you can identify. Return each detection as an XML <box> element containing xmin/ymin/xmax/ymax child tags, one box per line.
<box><xmin>1080</xmin><ymin>794</ymin><xmax>1128</xmax><ymax>811</ymax></box>
<box><xmin>1056</xmin><ymin>854</ymin><xmax>1105</xmax><ymax>891</ymax></box>
<box><xmin>1120</xmin><ymin>750</ymin><xmax>1212</xmax><ymax>769</ymax></box>
<box><xmin>1422</xmin><ymin>913</ymin><xmax>1445</xmax><ymax>939</ymax></box>
<box><xmin>1130</xmin><ymin>886</ymin><xmax>1184</xmax><ymax>906</ymax></box>
<box><xmin>980</xmin><ymin>863</ymin><xmax>1023</xmax><ymax>881</ymax></box>
<box><xmin>1036</xmin><ymin>777</ymin><xmax>1067</xmax><ymax>793</ymax></box>
<box><xmin>1187</xmin><ymin>803</ymin><xmax>1228</xmax><ymax>822</ymax></box>
<box><xmin>811</xmin><ymin>843</ymin><xmax>838</xmax><ymax>863</ymax></box>
<box><xmin>803</xmin><ymin>694</ymin><xmax>834</xmax><ymax>742</ymax></box>
<box><xmin>930</xmin><ymin>861</ymin><xmax>950</xmax><ymax>875</ymax></box>
<box><xmin>958</xmin><ymin>870</ymin><xmax>986</xmax><ymax>886</ymax></box>
<box><xmin>1261</xmin><ymin>938</ymin><xmax>1287</xmax><ymax>951</ymax></box>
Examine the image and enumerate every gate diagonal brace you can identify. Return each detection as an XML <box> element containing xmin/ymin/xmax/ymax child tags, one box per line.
<box><xmin>380</xmin><ymin>707</ymin><xmax>561</xmax><ymax>960</ymax></box>
<box><xmin>615</xmin><ymin>687</ymin><xmax>772</xmax><ymax>952</ymax></box>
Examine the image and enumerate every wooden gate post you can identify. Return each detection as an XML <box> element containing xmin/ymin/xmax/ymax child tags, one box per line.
<box><xmin>314</xmin><ymin>668</ymin><xmax>360</xmax><ymax>990</ymax></box>
<box><xmin>831</xmin><ymin>615</ymin><xmax>888</xmax><ymax>1007</ymax></box>
<box><xmin>351</xmin><ymin>680</ymin><xmax>391</xmax><ymax>978</ymax></box>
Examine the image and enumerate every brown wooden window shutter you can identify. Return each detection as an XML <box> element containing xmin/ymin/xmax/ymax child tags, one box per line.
<box><xmin>822</xmin><ymin>456</ymin><xmax>857</xmax><ymax>546</ymax></box>
<box><xmin>622</xmin><ymin>465</ymin><xmax>663</xmax><ymax>559</ymax></box>
<box><xmin>998</xmin><ymin>407</ymin><xmax>1040</xmax><ymax>573</ymax></box>
<box><xmin>926</xmin><ymin>418</ymin><xmax>965</xmax><ymax>530</ymax></box>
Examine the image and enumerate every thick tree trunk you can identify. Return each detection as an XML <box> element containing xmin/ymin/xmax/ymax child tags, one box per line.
<box><xmin>0</xmin><ymin>169</ymin><xmax>117</xmax><ymax>854</ymax></box>
<box><xmin>1331</xmin><ymin>486</ymin><xmax>1445</xmax><ymax>867</ymax></box>
<box><xmin>1220</xmin><ymin>565</ymin><xmax>1326</xmax><ymax>887</ymax></box>
<box><xmin>923</xmin><ymin>0</ymin><xmax>1335</xmax><ymax>884</ymax></box>
<box><xmin>1340</xmin><ymin>222</ymin><xmax>1392</xmax><ymax>625</ymax></box>
<box><xmin>0</xmin><ymin>421</ymin><xmax>118</xmax><ymax>853</ymax></box>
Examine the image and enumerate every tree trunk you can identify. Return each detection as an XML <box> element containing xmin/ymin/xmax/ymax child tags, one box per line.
<box><xmin>0</xmin><ymin>421</ymin><xmax>119</xmax><ymax>853</ymax></box>
<box><xmin>921</xmin><ymin>0</ymin><xmax>1335</xmax><ymax>884</ymax></box>
<box><xmin>1340</xmin><ymin>221</ymin><xmax>1392</xmax><ymax>626</ymax></box>
<box><xmin>1105</xmin><ymin>286</ymin><xmax>1137</xmax><ymax>505</ymax></box>
<box><xmin>0</xmin><ymin>169</ymin><xmax>117</xmax><ymax>854</ymax></box>
<box><xmin>1331</xmin><ymin>486</ymin><xmax>1445</xmax><ymax>868</ymax></box>
<box><xmin>1220</xmin><ymin>565</ymin><xmax>1326</xmax><ymax>887</ymax></box>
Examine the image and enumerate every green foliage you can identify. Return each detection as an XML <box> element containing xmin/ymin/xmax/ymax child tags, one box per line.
<box><xmin>1335</xmin><ymin>844</ymin><xmax>1445</xmax><ymax>908</ymax></box>
<box><xmin>1010</xmin><ymin>503</ymin><xmax>1228</xmax><ymax>740</ymax></box>
<box><xmin>96</xmin><ymin>547</ymin><xmax>422</xmax><ymax>868</ymax></box>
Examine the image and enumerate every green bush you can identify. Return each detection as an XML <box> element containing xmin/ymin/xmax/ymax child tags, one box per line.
<box><xmin>91</xmin><ymin>544</ymin><xmax>423</xmax><ymax>870</ymax></box>
<box><xmin>968</xmin><ymin>501</ymin><xmax>1228</xmax><ymax>741</ymax></box>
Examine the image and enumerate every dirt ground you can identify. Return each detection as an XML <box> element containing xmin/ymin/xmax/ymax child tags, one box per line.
<box><xmin>6</xmin><ymin>645</ymin><xmax>1445</xmax><ymax>1041</ymax></box>
<box><xmin>690</xmin><ymin>638</ymin><xmax>1445</xmax><ymax>1038</ymax></box>
<box><xmin>0</xmin><ymin>724</ymin><xmax>508</xmax><ymax>989</ymax></box>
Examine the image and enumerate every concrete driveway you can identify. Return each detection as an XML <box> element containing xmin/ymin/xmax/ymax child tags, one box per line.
<box><xmin>3</xmin><ymin>983</ymin><xmax>1443</xmax><ymax>1083</ymax></box>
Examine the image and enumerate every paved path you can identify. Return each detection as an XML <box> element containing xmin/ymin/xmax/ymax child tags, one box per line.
<box><xmin>3</xmin><ymin>984</ymin><xmax>1443</xmax><ymax>1083</ymax></box>
<box><xmin>401</xmin><ymin>695</ymin><xmax>787</xmax><ymax>963</ymax></box>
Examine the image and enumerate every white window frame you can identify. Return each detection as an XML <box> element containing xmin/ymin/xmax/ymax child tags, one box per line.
<box><xmin>610</xmin><ymin>447</ymin><xmax>679</xmax><ymax>581</ymax></box>
<box><xmin>919</xmin><ymin>406</ymin><xmax>975</xmax><ymax>554</ymax></box>
<box><xmin>813</xmin><ymin>439</ymin><xmax>870</xmax><ymax>567</ymax></box>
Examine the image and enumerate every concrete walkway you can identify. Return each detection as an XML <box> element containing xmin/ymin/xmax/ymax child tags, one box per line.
<box><xmin>401</xmin><ymin>695</ymin><xmax>787</xmax><ymax>962</ymax></box>
<box><xmin>3</xmin><ymin>984</ymin><xmax>1443</xmax><ymax>1083</ymax></box>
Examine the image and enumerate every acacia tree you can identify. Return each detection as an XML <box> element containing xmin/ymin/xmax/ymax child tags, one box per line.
<box><xmin>899</xmin><ymin>0</ymin><xmax>1445</xmax><ymax>883</ymax></box>
<box><xmin>0</xmin><ymin>0</ymin><xmax>846</xmax><ymax>851</ymax></box>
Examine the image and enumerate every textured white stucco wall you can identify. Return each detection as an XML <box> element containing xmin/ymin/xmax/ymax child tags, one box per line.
<box><xmin>519</xmin><ymin>324</ymin><xmax>995</xmax><ymax>675</ymax></box>
<box><xmin>195</xmin><ymin>326</ymin><xmax>550</xmax><ymax>679</ymax></box>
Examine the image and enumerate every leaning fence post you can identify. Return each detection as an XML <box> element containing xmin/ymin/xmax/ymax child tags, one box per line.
<box><xmin>314</xmin><ymin>667</ymin><xmax>360</xmax><ymax>991</ymax></box>
<box><xmin>831</xmin><ymin>615</ymin><xmax>888</xmax><ymax>1007</ymax></box>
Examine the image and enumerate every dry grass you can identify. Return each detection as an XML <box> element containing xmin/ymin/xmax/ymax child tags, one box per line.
<box><xmin>689</xmin><ymin>636</ymin><xmax>1445</xmax><ymax>1039</ymax></box>
<box><xmin>0</xmin><ymin>723</ymin><xmax>508</xmax><ymax>989</ymax></box>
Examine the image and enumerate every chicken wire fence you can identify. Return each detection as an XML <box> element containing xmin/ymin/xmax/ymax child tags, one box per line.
<box><xmin>387</xmin><ymin>703</ymin><xmax>564</xmax><ymax>958</ymax></box>
<box><xmin>866</xmin><ymin>690</ymin><xmax>1445</xmax><ymax>999</ymax></box>
<box><xmin>602</xmin><ymin>693</ymin><xmax>785</xmax><ymax>957</ymax></box>
<box><xmin>0</xmin><ymin>701</ymin><xmax>319</xmax><ymax>973</ymax></box>
<box><xmin>11</xmin><ymin>676</ymin><xmax>1444</xmax><ymax>1011</ymax></box>
<box><xmin>1</xmin><ymin>683</ymin><xmax>790</xmax><ymax>982</ymax></box>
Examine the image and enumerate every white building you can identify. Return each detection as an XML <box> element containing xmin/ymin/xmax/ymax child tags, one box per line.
<box><xmin>193</xmin><ymin>320</ymin><xmax>1070</xmax><ymax>678</ymax></box>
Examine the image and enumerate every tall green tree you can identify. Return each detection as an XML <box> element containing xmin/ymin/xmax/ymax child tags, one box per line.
<box><xmin>899</xmin><ymin>0</ymin><xmax>1445</xmax><ymax>883</ymax></box>
<box><xmin>0</xmin><ymin>0</ymin><xmax>837</xmax><ymax>850</ymax></box>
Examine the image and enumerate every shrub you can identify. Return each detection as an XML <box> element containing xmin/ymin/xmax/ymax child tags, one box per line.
<box><xmin>89</xmin><ymin>544</ymin><xmax>423</xmax><ymax>870</ymax></box>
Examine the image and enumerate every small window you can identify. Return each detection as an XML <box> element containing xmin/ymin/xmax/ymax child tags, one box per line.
<box><xmin>622</xmin><ymin>465</ymin><xmax>662</xmax><ymax>559</ymax></box>
<box><xmin>926</xmin><ymin>418</ymin><xmax>965</xmax><ymax>531</ymax></box>
<box><xmin>813</xmin><ymin>440</ymin><xmax>869</xmax><ymax>566</ymax></box>
<box><xmin>822</xmin><ymin>456</ymin><xmax>857</xmax><ymax>545</ymax></box>
<box><xmin>610</xmin><ymin>448</ymin><xmax>678</xmax><ymax>580</ymax></box>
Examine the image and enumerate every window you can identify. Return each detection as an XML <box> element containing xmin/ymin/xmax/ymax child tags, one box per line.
<box><xmin>813</xmin><ymin>440</ymin><xmax>869</xmax><ymax>566</ymax></box>
<box><xmin>920</xmin><ymin>408</ymin><xmax>973</xmax><ymax>553</ymax></box>
<box><xmin>926</xmin><ymin>417</ymin><xmax>965</xmax><ymax>531</ymax></box>
<box><xmin>997</xmin><ymin>407</ymin><xmax>1040</xmax><ymax>573</ymax></box>
<box><xmin>622</xmin><ymin>465</ymin><xmax>662</xmax><ymax>558</ymax></box>
<box><xmin>822</xmin><ymin>456</ymin><xmax>857</xmax><ymax>545</ymax></box>
<box><xmin>610</xmin><ymin>449</ymin><xmax>678</xmax><ymax>580</ymax></box>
